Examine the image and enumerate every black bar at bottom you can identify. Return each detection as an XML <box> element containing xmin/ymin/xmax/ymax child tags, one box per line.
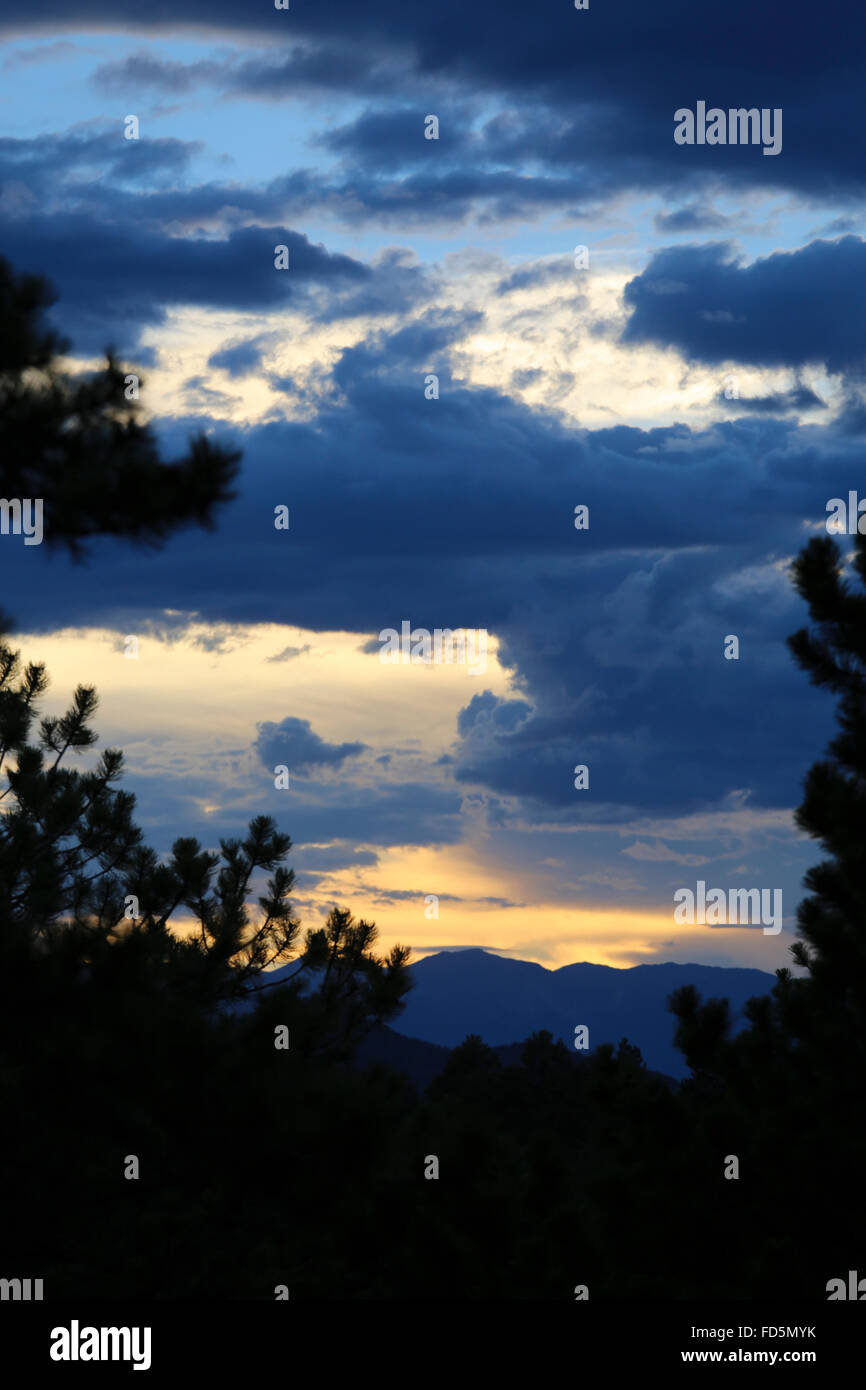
<box><xmin>1</xmin><ymin>1299</ymin><xmax>861</xmax><ymax>1378</ymax></box>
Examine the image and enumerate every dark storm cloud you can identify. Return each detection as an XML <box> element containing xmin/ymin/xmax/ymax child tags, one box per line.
<box><xmin>0</xmin><ymin>123</ymin><xmax>441</xmax><ymax>351</ymax></box>
<box><xmin>3</xmin><ymin>320</ymin><xmax>854</xmax><ymax>822</ymax></box>
<box><xmin>5</xmin><ymin>2</ymin><xmax>858</xmax><ymax>871</ymax></box>
<box><xmin>0</xmin><ymin>102</ymin><xmax>685</xmax><ymax>234</ymax></box>
<box><xmin>5</xmin><ymin>1</ymin><xmax>866</xmax><ymax>215</ymax></box>
<box><xmin>1</xmin><ymin>0</ymin><xmax>844</xmax><ymax>102</ymax></box>
<box><xmin>126</xmin><ymin>768</ymin><xmax>463</xmax><ymax>857</ymax></box>
<box><xmin>318</xmin><ymin>106</ymin><xmax>469</xmax><ymax>164</ymax></box>
<box><xmin>0</xmin><ymin>215</ymin><xmax>368</xmax><ymax>351</ymax></box>
<box><xmin>457</xmin><ymin>692</ymin><xmax>532</xmax><ymax>738</ymax></box>
<box><xmin>0</xmin><ymin>128</ymin><xmax>199</xmax><ymax>186</ymax></box>
<box><xmin>229</xmin><ymin>44</ymin><xmax>405</xmax><ymax>97</ymax></box>
<box><xmin>254</xmin><ymin>717</ymin><xmax>366</xmax><ymax>774</ymax></box>
<box><xmin>622</xmin><ymin>237</ymin><xmax>866</xmax><ymax>377</ymax></box>
<box><xmin>0</xmin><ymin>128</ymin><xmax>314</xmax><ymax>231</ymax></box>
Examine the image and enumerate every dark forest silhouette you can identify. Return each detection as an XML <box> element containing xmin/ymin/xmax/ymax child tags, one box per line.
<box><xmin>1</xmin><ymin>256</ymin><xmax>863</xmax><ymax>1298</ymax></box>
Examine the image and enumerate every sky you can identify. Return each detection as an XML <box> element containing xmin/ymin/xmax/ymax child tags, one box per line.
<box><xmin>1</xmin><ymin>1</ymin><xmax>863</xmax><ymax>973</ymax></box>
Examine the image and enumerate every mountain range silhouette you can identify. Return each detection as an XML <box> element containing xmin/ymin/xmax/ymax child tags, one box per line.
<box><xmin>263</xmin><ymin>946</ymin><xmax>776</xmax><ymax>1082</ymax></box>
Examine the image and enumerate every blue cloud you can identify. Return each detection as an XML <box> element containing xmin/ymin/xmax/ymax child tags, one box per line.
<box><xmin>4</xmin><ymin>321</ymin><xmax>853</xmax><ymax>826</ymax></box>
<box><xmin>208</xmin><ymin>337</ymin><xmax>269</xmax><ymax>378</ymax></box>
<box><xmin>254</xmin><ymin>717</ymin><xmax>366</xmax><ymax>774</ymax></box>
<box><xmin>623</xmin><ymin>237</ymin><xmax>866</xmax><ymax>377</ymax></box>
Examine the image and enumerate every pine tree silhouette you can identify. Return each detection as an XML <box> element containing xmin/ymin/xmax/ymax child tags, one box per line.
<box><xmin>666</xmin><ymin>527</ymin><xmax>866</xmax><ymax>1295</ymax></box>
<box><xmin>0</xmin><ymin>254</ymin><xmax>240</xmax><ymax>583</ymax></box>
